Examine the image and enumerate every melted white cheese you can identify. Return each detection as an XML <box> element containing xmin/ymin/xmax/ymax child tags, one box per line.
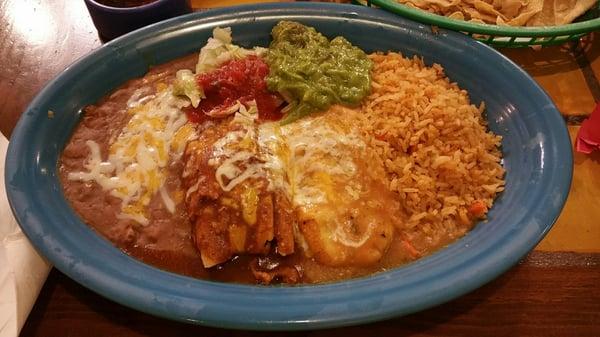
<box><xmin>331</xmin><ymin>221</ymin><xmax>373</xmax><ymax>248</ymax></box>
<box><xmin>68</xmin><ymin>85</ymin><xmax>197</xmax><ymax>225</ymax></box>
<box><xmin>209</xmin><ymin>101</ymin><xmax>267</xmax><ymax>192</ymax></box>
<box><xmin>209</xmin><ymin>111</ymin><xmax>369</xmax><ymax>249</ymax></box>
<box><xmin>260</xmin><ymin>116</ymin><xmax>363</xmax><ymax>208</ymax></box>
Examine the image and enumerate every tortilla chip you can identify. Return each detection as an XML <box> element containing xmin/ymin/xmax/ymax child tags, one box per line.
<box><xmin>469</xmin><ymin>18</ymin><xmax>488</xmax><ymax>24</ymax></box>
<box><xmin>403</xmin><ymin>0</ymin><xmax>430</xmax><ymax>8</ymax></box>
<box><xmin>397</xmin><ymin>0</ymin><xmax>593</xmax><ymax>27</ymax></box>
<box><xmin>449</xmin><ymin>10</ymin><xmax>466</xmax><ymax>20</ymax></box>
<box><xmin>427</xmin><ymin>0</ymin><xmax>460</xmax><ymax>9</ymax></box>
<box><xmin>499</xmin><ymin>0</ymin><xmax>525</xmax><ymax>17</ymax></box>
<box><xmin>405</xmin><ymin>0</ymin><xmax>441</xmax><ymax>11</ymax></box>
<box><xmin>508</xmin><ymin>7</ymin><xmax>542</xmax><ymax>25</ymax></box>
<box><xmin>528</xmin><ymin>0</ymin><xmax>595</xmax><ymax>26</ymax></box>
<box><xmin>521</xmin><ymin>0</ymin><xmax>544</xmax><ymax>15</ymax></box>
<box><xmin>465</xmin><ymin>5</ymin><xmax>500</xmax><ymax>23</ymax></box>
<box><xmin>555</xmin><ymin>0</ymin><xmax>597</xmax><ymax>25</ymax></box>
<box><xmin>474</xmin><ymin>0</ymin><xmax>505</xmax><ymax>17</ymax></box>
<box><xmin>403</xmin><ymin>0</ymin><xmax>424</xmax><ymax>7</ymax></box>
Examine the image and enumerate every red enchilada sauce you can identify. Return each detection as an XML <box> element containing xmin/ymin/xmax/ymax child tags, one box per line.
<box><xmin>185</xmin><ymin>56</ymin><xmax>283</xmax><ymax>123</ymax></box>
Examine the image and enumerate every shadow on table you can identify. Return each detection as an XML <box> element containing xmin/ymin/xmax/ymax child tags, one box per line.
<box><xmin>500</xmin><ymin>32</ymin><xmax>600</xmax><ymax>78</ymax></box>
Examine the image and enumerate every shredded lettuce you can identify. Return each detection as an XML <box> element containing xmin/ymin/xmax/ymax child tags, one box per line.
<box><xmin>172</xmin><ymin>69</ymin><xmax>203</xmax><ymax>108</ymax></box>
<box><xmin>173</xmin><ymin>27</ymin><xmax>266</xmax><ymax>108</ymax></box>
<box><xmin>232</xmin><ymin>100</ymin><xmax>259</xmax><ymax>125</ymax></box>
<box><xmin>195</xmin><ymin>27</ymin><xmax>266</xmax><ymax>74</ymax></box>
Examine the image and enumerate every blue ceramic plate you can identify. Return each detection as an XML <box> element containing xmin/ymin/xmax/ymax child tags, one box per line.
<box><xmin>5</xmin><ymin>3</ymin><xmax>572</xmax><ymax>330</ymax></box>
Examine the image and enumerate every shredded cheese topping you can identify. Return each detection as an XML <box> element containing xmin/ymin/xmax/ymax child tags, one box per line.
<box><xmin>68</xmin><ymin>85</ymin><xmax>197</xmax><ymax>225</ymax></box>
<box><xmin>208</xmin><ymin>101</ymin><xmax>267</xmax><ymax>192</ymax></box>
<box><xmin>208</xmin><ymin>107</ymin><xmax>370</xmax><ymax>248</ymax></box>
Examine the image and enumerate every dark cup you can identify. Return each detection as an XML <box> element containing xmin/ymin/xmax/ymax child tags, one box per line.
<box><xmin>84</xmin><ymin>0</ymin><xmax>192</xmax><ymax>41</ymax></box>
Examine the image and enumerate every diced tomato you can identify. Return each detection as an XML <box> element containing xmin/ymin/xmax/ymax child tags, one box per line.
<box><xmin>185</xmin><ymin>56</ymin><xmax>283</xmax><ymax>123</ymax></box>
<box><xmin>468</xmin><ymin>200</ymin><xmax>488</xmax><ymax>218</ymax></box>
<box><xmin>402</xmin><ymin>238</ymin><xmax>420</xmax><ymax>259</ymax></box>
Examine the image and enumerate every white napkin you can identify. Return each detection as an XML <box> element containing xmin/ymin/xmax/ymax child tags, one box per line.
<box><xmin>0</xmin><ymin>135</ymin><xmax>52</xmax><ymax>337</ymax></box>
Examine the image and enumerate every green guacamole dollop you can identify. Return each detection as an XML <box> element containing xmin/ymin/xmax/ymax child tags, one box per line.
<box><xmin>266</xmin><ymin>21</ymin><xmax>372</xmax><ymax>124</ymax></box>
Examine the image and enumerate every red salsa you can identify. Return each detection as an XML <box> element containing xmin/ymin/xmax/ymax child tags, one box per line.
<box><xmin>185</xmin><ymin>56</ymin><xmax>283</xmax><ymax>123</ymax></box>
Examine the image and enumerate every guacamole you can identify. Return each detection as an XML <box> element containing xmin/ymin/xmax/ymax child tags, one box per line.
<box><xmin>266</xmin><ymin>21</ymin><xmax>372</xmax><ymax>124</ymax></box>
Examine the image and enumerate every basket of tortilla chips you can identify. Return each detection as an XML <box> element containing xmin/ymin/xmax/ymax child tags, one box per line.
<box><xmin>354</xmin><ymin>0</ymin><xmax>600</xmax><ymax>47</ymax></box>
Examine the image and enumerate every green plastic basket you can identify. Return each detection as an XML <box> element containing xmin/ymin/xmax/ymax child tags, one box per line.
<box><xmin>353</xmin><ymin>0</ymin><xmax>600</xmax><ymax>47</ymax></box>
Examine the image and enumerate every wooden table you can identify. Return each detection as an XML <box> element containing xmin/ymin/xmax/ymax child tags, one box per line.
<box><xmin>1</xmin><ymin>0</ymin><xmax>599</xmax><ymax>336</ymax></box>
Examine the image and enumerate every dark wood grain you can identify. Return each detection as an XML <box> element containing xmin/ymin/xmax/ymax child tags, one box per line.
<box><xmin>0</xmin><ymin>0</ymin><xmax>100</xmax><ymax>139</ymax></box>
<box><xmin>20</xmin><ymin>252</ymin><xmax>600</xmax><ymax>337</ymax></box>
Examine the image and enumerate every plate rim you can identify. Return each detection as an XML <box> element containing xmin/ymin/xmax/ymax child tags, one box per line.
<box><xmin>5</xmin><ymin>2</ymin><xmax>573</xmax><ymax>330</ymax></box>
